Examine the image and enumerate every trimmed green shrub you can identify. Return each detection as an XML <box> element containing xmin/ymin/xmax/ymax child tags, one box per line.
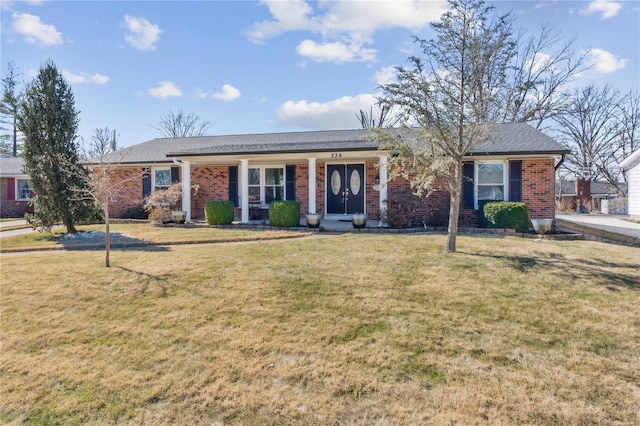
<box><xmin>269</xmin><ymin>200</ymin><xmax>300</xmax><ymax>227</ymax></box>
<box><xmin>480</xmin><ymin>201</ymin><xmax>530</xmax><ymax>233</ymax></box>
<box><xmin>205</xmin><ymin>200</ymin><xmax>235</xmax><ymax>225</ymax></box>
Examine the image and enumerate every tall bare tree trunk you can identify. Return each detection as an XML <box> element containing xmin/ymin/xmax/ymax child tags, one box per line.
<box><xmin>104</xmin><ymin>199</ymin><xmax>110</xmax><ymax>268</ymax></box>
<box><xmin>445</xmin><ymin>162</ymin><xmax>463</xmax><ymax>253</ymax></box>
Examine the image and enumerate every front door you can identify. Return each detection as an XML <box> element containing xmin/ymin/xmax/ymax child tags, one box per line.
<box><xmin>326</xmin><ymin>164</ymin><xmax>365</xmax><ymax>215</ymax></box>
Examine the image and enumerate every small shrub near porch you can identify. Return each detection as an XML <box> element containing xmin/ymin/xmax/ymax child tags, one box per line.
<box><xmin>269</xmin><ymin>200</ymin><xmax>300</xmax><ymax>227</ymax></box>
<box><xmin>205</xmin><ymin>200</ymin><xmax>235</xmax><ymax>225</ymax></box>
<box><xmin>480</xmin><ymin>201</ymin><xmax>530</xmax><ymax>233</ymax></box>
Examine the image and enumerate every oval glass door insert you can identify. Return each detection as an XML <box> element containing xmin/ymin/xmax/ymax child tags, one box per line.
<box><xmin>331</xmin><ymin>170</ymin><xmax>341</xmax><ymax>196</ymax></box>
<box><xmin>350</xmin><ymin>169</ymin><xmax>361</xmax><ymax>196</ymax></box>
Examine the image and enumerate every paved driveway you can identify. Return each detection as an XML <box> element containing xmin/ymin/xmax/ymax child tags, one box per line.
<box><xmin>556</xmin><ymin>214</ymin><xmax>640</xmax><ymax>239</ymax></box>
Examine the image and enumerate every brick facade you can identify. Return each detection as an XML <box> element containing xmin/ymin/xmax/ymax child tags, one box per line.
<box><xmin>106</xmin><ymin>167</ymin><xmax>145</xmax><ymax>218</ymax></box>
<box><xmin>190</xmin><ymin>166</ymin><xmax>228</xmax><ymax>219</ymax></box>
<box><xmin>104</xmin><ymin>157</ymin><xmax>558</xmax><ymax>228</ymax></box>
<box><xmin>0</xmin><ymin>177</ymin><xmax>32</xmax><ymax>218</ymax></box>
<box><xmin>521</xmin><ymin>158</ymin><xmax>556</xmax><ymax>220</ymax></box>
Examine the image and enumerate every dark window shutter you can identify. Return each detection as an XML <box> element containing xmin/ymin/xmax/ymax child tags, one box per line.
<box><xmin>142</xmin><ymin>168</ymin><xmax>151</xmax><ymax>198</ymax></box>
<box><xmin>509</xmin><ymin>160</ymin><xmax>522</xmax><ymax>202</ymax></box>
<box><xmin>462</xmin><ymin>161</ymin><xmax>474</xmax><ymax>209</ymax></box>
<box><xmin>7</xmin><ymin>178</ymin><xmax>15</xmax><ymax>201</ymax></box>
<box><xmin>171</xmin><ymin>166</ymin><xmax>180</xmax><ymax>183</ymax></box>
<box><xmin>286</xmin><ymin>165</ymin><xmax>296</xmax><ymax>201</ymax></box>
<box><xmin>228</xmin><ymin>166</ymin><xmax>238</xmax><ymax>207</ymax></box>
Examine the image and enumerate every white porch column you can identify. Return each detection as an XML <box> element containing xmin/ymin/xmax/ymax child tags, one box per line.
<box><xmin>240</xmin><ymin>159</ymin><xmax>249</xmax><ymax>223</ymax></box>
<box><xmin>379</xmin><ymin>155</ymin><xmax>388</xmax><ymax>225</ymax></box>
<box><xmin>308</xmin><ymin>157</ymin><xmax>317</xmax><ymax>214</ymax></box>
<box><xmin>181</xmin><ymin>160</ymin><xmax>191</xmax><ymax>222</ymax></box>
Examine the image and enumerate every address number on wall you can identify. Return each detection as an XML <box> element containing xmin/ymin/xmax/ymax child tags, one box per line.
<box><xmin>330</xmin><ymin>152</ymin><xmax>342</xmax><ymax>158</ymax></box>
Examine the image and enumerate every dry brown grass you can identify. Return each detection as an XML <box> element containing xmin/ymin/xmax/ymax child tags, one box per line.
<box><xmin>0</xmin><ymin>224</ymin><xmax>305</xmax><ymax>252</ymax></box>
<box><xmin>1</xmin><ymin>233</ymin><xmax>638</xmax><ymax>425</ymax></box>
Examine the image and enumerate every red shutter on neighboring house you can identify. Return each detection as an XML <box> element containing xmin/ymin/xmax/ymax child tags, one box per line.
<box><xmin>7</xmin><ymin>178</ymin><xmax>15</xmax><ymax>200</ymax></box>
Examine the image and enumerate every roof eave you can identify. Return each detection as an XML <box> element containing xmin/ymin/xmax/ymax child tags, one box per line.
<box><xmin>166</xmin><ymin>146</ymin><xmax>378</xmax><ymax>158</ymax></box>
<box><xmin>469</xmin><ymin>149</ymin><xmax>570</xmax><ymax>156</ymax></box>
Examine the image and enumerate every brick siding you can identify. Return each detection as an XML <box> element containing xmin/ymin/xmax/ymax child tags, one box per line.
<box><xmin>102</xmin><ymin>157</ymin><xmax>558</xmax><ymax>225</ymax></box>
<box><xmin>521</xmin><ymin>158</ymin><xmax>556</xmax><ymax>220</ymax></box>
<box><xmin>0</xmin><ymin>177</ymin><xmax>32</xmax><ymax>218</ymax></box>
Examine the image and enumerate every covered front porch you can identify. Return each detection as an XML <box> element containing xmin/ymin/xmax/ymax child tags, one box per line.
<box><xmin>174</xmin><ymin>150</ymin><xmax>389</xmax><ymax>225</ymax></box>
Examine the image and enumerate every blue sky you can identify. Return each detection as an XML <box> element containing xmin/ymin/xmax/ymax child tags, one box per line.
<box><xmin>1</xmin><ymin>0</ymin><xmax>638</xmax><ymax>148</ymax></box>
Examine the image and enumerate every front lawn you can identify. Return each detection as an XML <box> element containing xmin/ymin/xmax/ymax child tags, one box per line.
<box><xmin>0</xmin><ymin>223</ymin><xmax>307</xmax><ymax>251</ymax></box>
<box><xmin>1</xmin><ymin>234</ymin><xmax>638</xmax><ymax>424</ymax></box>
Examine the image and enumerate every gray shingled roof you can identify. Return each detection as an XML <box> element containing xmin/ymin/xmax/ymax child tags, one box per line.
<box><xmin>94</xmin><ymin>123</ymin><xmax>568</xmax><ymax>164</ymax></box>
<box><xmin>0</xmin><ymin>156</ymin><xmax>26</xmax><ymax>176</ymax></box>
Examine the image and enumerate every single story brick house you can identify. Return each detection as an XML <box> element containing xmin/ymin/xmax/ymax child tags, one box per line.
<box><xmin>0</xmin><ymin>154</ymin><xmax>34</xmax><ymax>218</ymax></box>
<box><xmin>95</xmin><ymin>123</ymin><xmax>569</xmax><ymax>227</ymax></box>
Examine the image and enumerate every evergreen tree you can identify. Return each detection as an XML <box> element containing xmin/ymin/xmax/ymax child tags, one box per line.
<box><xmin>0</xmin><ymin>62</ymin><xmax>23</xmax><ymax>155</ymax></box>
<box><xmin>18</xmin><ymin>61</ymin><xmax>96</xmax><ymax>233</ymax></box>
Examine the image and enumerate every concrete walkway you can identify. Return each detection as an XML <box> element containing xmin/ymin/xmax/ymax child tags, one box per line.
<box><xmin>556</xmin><ymin>213</ymin><xmax>640</xmax><ymax>239</ymax></box>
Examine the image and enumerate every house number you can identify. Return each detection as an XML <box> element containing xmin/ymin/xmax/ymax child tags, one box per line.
<box><xmin>330</xmin><ymin>152</ymin><xmax>342</xmax><ymax>158</ymax></box>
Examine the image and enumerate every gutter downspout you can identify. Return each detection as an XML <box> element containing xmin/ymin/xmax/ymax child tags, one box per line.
<box><xmin>554</xmin><ymin>153</ymin><xmax>566</xmax><ymax>171</ymax></box>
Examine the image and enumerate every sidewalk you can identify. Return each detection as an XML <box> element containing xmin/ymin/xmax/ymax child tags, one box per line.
<box><xmin>0</xmin><ymin>219</ymin><xmax>27</xmax><ymax>230</ymax></box>
<box><xmin>555</xmin><ymin>213</ymin><xmax>640</xmax><ymax>242</ymax></box>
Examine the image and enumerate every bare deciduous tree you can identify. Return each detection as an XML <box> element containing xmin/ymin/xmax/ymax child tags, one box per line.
<box><xmin>82</xmin><ymin>127</ymin><xmax>118</xmax><ymax>159</ymax></box>
<box><xmin>72</xmin><ymin>129</ymin><xmax>144</xmax><ymax>267</ymax></box>
<box><xmin>502</xmin><ymin>25</ymin><xmax>590</xmax><ymax>129</ymax></box>
<box><xmin>356</xmin><ymin>105</ymin><xmax>400</xmax><ymax>129</ymax></box>
<box><xmin>554</xmin><ymin>85</ymin><xmax>637</xmax><ymax>196</ymax></box>
<box><xmin>375</xmin><ymin>0</ymin><xmax>517</xmax><ymax>253</ymax></box>
<box><xmin>154</xmin><ymin>109</ymin><xmax>212</xmax><ymax>138</ymax></box>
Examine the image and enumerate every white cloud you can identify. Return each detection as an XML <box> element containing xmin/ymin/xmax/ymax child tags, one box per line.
<box><xmin>317</xmin><ymin>1</ymin><xmax>447</xmax><ymax>38</ymax></box>
<box><xmin>373</xmin><ymin>66</ymin><xmax>396</xmax><ymax>86</ymax></box>
<box><xmin>580</xmin><ymin>0</ymin><xmax>622</xmax><ymax>19</ymax></box>
<box><xmin>12</xmin><ymin>12</ymin><xmax>63</xmax><ymax>46</ymax></box>
<box><xmin>147</xmin><ymin>81</ymin><xmax>182</xmax><ymax>98</ymax></box>
<box><xmin>62</xmin><ymin>70</ymin><xmax>110</xmax><ymax>85</ymax></box>
<box><xmin>250</xmin><ymin>0</ymin><xmax>446</xmax><ymax>42</ymax></box>
<box><xmin>588</xmin><ymin>48</ymin><xmax>628</xmax><ymax>73</ymax></box>
<box><xmin>296</xmin><ymin>39</ymin><xmax>376</xmax><ymax>63</ymax></box>
<box><xmin>2</xmin><ymin>1</ymin><xmax>43</xmax><ymax>11</ymax></box>
<box><xmin>525</xmin><ymin>52</ymin><xmax>553</xmax><ymax>73</ymax></box>
<box><xmin>276</xmin><ymin>93</ymin><xmax>378</xmax><ymax>130</ymax></box>
<box><xmin>213</xmin><ymin>84</ymin><xmax>241</xmax><ymax>101</ymax></box>
<box><xmin>195</xmin><ymin>84</ymin><xmax>241</xmax><ymax>102</ymax></box>
<box><xmin>248</xmin><ymin>0</ymin><xmax>447</xmax><ymax>63</ymax></box>
<box><xmin>124</xmin><ymin>15</ymin><xmax>162</xmax><ymax>51</ymax></box>
<box><xmin>248</xmin><ymin>0</ymin><xmax>318</xmax><ymax>43</ymax></box>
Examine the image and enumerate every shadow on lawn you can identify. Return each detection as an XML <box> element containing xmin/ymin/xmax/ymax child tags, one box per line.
<box><xmin>56</xmin><ymin>231</ymin><xmax>169</xmax><ymax>252</ymax></box>
<box><xmin>462</xmin><ymin>250</ymin><xmax>638</xmax><ymax>291</ymax></box>
<box><xmin>116</xmin><ymin>266</ymin><xmax>171</xmax><ymax>296</ymax></box>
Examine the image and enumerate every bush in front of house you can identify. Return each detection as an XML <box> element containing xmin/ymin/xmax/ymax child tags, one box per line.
<box><xmin>205</xmin><ymin>200</ymin><xmax>235</xmax><ymax>225</ymax></box>
<box><xmin>121</xmin><ymin>204</ymin><xmax>149</xmax><ymax>220</ymax></box>
<box><xmin>269</xmin><ymin>200</ymin><xmax>300</xmax><ymax>227</ymax></box>
<box><xmin>480</xmin><ymin>201</ymin><xmax>530</xmax><ymax>233</ymax></box>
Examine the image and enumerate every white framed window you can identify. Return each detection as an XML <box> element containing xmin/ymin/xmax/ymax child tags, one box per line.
<box><xmin>152</xmin><ymin>168</ymin><xmax>171</xmax><ymax>192</ymax></box>
<box><xmin>16</xmin><ymin>179</ymin><xmax>34</xmax><ymax>200</ymax></box>
<box><xmin>475</xmin><ymin>161</ymin><xmax>507</xmax><ymax>209</ymax></box>
<box><xmin>248</xmin><ymin>167</ymin><xmax>261</xmax><ymax>203</ymax></box>
<box><xmin>246</xmin><ymin>166</ymin><xmax>285</xmax><ymax>204</ymax></box>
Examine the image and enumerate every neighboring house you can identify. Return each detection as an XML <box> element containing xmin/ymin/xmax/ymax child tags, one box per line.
<box><xmin>620</xmin><ymin>150</ymin><xmax>640</xmax><ymax>218</ymax></box>
<box><xmin>94</xmin><ymin>123</ymin><xmax>569</xmax><ymax>227</ymax></box>
<box><xmin>555</xmin><ymin>180</ymin><xmax>626</xmax><ymax>213</ymax></box>
<box><xmin>0</xmin><ymin>154</ymin><xmax>34</xmax><ymax>218</ymax></box>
